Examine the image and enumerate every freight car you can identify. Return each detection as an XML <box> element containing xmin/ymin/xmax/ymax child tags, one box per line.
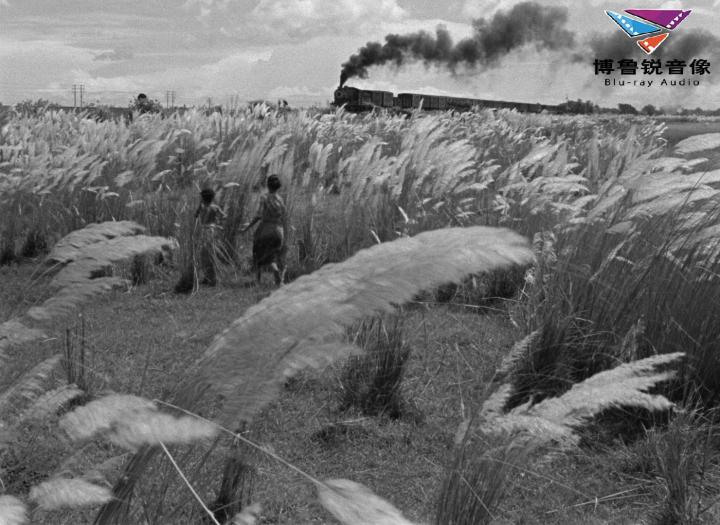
<box><xmin>333</xmin><ymin>85</ymin><xmax>559</xmax><ymax>114</ymax></box>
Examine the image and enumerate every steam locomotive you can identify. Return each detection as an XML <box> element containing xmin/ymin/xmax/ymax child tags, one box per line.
<box><xmin>333</xmin><ymin>85</ymin><xmax>560</xmax><ymax>113</ymax></box>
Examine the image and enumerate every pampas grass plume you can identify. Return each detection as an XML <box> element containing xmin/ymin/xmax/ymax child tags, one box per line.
<box><xmin>0</xmin><ymin>496</ymin><xmax>27</xmax><ymax>525</ymax></box>
<box><xmin>29</xmin><ymin>478</ymin><xmax>113</xmax><ymax>510</ymax></box>
<box><xmin>317</xmin><ymin>479</ymin><xmax>416</xmax><ymax>525</ymax></box>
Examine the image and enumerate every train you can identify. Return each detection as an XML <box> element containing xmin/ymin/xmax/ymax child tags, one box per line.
<box><xmin>333</xmin><ymin>85</ymin><xmax>561</xmax><ymax>114</ymax></box>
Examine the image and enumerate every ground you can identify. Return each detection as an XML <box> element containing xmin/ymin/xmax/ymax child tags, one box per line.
<box><xmin>0</xmin><ymin>260</ymin><xmax>698</xmax><ymax>524</ymax></box>
<box><xmin>661</xmin><ymin>119</ymin><xmax>720</xmax><ymax>147</ymax></box>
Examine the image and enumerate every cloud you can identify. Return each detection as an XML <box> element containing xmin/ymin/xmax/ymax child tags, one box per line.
<box><xmin>93</xmin><ymin>49</ymin><xmax>134</xmax><ymax>61</ymax></box>
<box><xmin>250</xmin><ymin>0</ymin><xmax>406</xmax><ymax>39</ymax></box>
<box><xmin>68</xmin><ymin>47</ymin><xmax>277</xmax><ymax>104</ymax></box>
<box><xmin>266</xmin><ymin>85</ymin><xmax>332</xmax><ymax>106</ymax></box>
<box><xmin>381</xmin><ymin>19</ymin><xmax>473</xmax><ymax>40</ymax></box>
<box><xmin>183</xmin><ymin>0</ymin><xmax>235</xmax><ymax>19</ymax></box>
<box><xmin>0</xmin><ymin>38</ymin><xmax>98</xmax><ymax>102</ymax></box>
<box><xmin>462</xmin><ymin>0</ymin><xmax>718</xmax><ymax>29</ymax></box>
<box><xmin>183</xmin><ymin>0</ymin><xmax>232</xmax><ymax>9</ymax></box>
<box><xmin>463</xmin><ymin>0</ymin><xmax>601</xmax><ymax>19</ymax></box>
<box><xmin>582</xmin><ymin>29</ymin><xmax>720</xmax><ymax>65</ymax></box>
<box><xmin>266</xmin><ymin>85</ymin><xmax>327</xmax><ymax>97</ymax></box>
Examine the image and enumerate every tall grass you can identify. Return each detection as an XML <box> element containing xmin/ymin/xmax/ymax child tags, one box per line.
<box><xmin>6</xmin><ymin>103</ymin><xmax>715</xmax><ymax>523</ymax></box>
<box><xmin>646</xmin><ymin>409</ymin><xmax>718</xmax><ymax>525</ymax></box>
<box><xmin>435</xmin><ymin>439</ymin><xmax>532</xmax><ymax>525</ymax></box>
<box><xmin>340</xmin><ymin>315</ymin><xmax>411</xmax><ymax>418</ymax></box>
<box><xmin>509</xmin><ymin>171</ymin><xmax>720</xmax><ymax>412</ymax></box>
<box><xmin>0</xmin><ymin>105</ymin><xmax>666</xmax><ymax>279</ymax></box>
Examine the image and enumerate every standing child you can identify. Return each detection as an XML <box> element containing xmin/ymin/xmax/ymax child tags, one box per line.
<box><xmin>242</xmin><ymin>174</ymin><xmax>286</xmax><ymax>286</ymax></box>
<box><xmin>195</xmin><ymin>188</ymin><xmax>226</xmax><ymax>286</ymax></box>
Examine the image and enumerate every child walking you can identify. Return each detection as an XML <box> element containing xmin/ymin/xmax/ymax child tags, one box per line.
<box><xmin>242</xmin><ymin>175</ymin><xmax>286</xmax><ymax>286</ymax></box>
<box><xmin>195</xmin><ymin>188</ymin><xmax>226</xmax><ymax>286</ymax></box>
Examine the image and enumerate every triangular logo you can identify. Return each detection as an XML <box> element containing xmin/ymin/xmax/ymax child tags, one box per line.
<box><xmin>605</xmin><ymin>10</ymin><xmax>662</xmax><ymax>37</ymax></box>
<box><xmin>637</xmin><ymin>33</ymin><xmax>669</xmax><ymax>54</ymax></box>
<box><xmin>624</xmin><ymin>9</ymin><xmax>692</xmax><ymax>30</ymax></box>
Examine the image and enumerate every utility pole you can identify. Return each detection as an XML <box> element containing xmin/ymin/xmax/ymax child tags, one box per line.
<box><xmin>165</xmin><ymin>90</ymin><xmax>177</xmax><ymax>109</ymax></box>
<box><xmin>72</xmin><ymin>84</ymin><xmax>78</xmax><ymax>108</ymax></box>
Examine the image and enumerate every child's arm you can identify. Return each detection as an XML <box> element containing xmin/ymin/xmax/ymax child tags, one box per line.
<box><xmin>280</xmin><ymin>198</ymin><xmax>289</xmax><ymax>233</ymax></box>
<box><xmin>242</xmin><ymin>216</ymin><xmax>260</xmax><ymax>232</ymax></box>
<box><xmin>241</xmin><ymin>196</ymin><xmax>264</xmax><ymax>232</ymax></box>
<box><xmin>215</xmin><ymin>204</ymin><xmax>227</xmax><ymax>224</ymax></box>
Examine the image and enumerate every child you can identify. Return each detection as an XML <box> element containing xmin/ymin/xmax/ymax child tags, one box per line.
<box><xmin>242</xmin><ymin>175</ymin><xmax>286</xmax><ymax>286</ymax></box>
<box><xmin>195</xmin><ymin>188</ymin><xmax>226</xmax><ymax>286</ymax></box>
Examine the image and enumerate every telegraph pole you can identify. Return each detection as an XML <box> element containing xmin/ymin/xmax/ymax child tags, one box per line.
<box><xmin>165</xmin><ymin>90</ymin><xmax>177</xmax><ymax>109</ymax></box>
<box><xmin>72</xmin><ymin>84</ymin><xmax>78</xmax><ymax>108</ymax></box>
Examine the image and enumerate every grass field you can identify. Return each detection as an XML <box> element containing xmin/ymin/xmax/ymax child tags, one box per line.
<box><xmin>2</xmin><ymin>105</ymin><xmax>720</xmax><ymax>524</ymax></box>
<box><xmin>661</xmin><ymin>118</ymin><xmax>720</xmax><ymax>146</ymax></box>
<box><xmin>1</xmin><ymin>269</ymin><xmax>691</xmax><ymax>525</ymax></box>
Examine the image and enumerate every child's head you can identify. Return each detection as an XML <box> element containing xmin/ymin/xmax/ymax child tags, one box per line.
<box><xmin>267</xmin><ymin>174</ymin><xmax>281</xmax><ymax>193</ymax></box>
<box><xmin>200</xmin><ymin>188</ymin><xmax>215</xmax><ymax>204</ymax></box>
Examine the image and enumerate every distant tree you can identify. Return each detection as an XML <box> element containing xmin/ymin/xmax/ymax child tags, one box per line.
<box><xmin>557</xmin><ymin>99</ymin><xmax>597</xmax><ymax>115</ymax></box>
<box><xmin>641</xmin><ymin>104</ymin><xmax>658</xmax><ymax>116</ymax></box>
<box><xmin>618</xmin><ymin>103</ymin><xmax>638</xmax><ymax>115</ymax></box>
<box><xmin>0</xmin><ymin>104</ymin><xmax>11</xmax><ymax>129</ymax></box>
<box><xmin>14</xmin><ymin>99</ymin><xmax>61</xmax><ymax>116</ymax></box>
<box><xmin>597</xmin><ymin>106</ymin><xmax>617</xmax><ymax>114</ymax></box>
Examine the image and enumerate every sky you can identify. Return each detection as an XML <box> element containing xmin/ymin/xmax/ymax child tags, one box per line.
<box><xmin>1</xmin><ymin>0</ymin><xmax>719</xmax><ymax>109</ymax></box>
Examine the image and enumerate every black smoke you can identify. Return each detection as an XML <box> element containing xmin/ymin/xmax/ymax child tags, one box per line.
<box><xmin>339</xmin><ymin>1</ymin><xmax>575</xmax><ymax>86</ymax></box>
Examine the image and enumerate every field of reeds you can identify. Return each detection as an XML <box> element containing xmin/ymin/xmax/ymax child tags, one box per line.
<box><xmin>2</xmin><ymin>103</ymin><xmax>720</xmax><ymax>524</ymax></box>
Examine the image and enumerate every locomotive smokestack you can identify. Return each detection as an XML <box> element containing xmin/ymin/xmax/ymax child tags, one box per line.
<box><xmin>339</xmin><ymin>1</ymin><xmax>574</xmax><ymax>84</ymax></box>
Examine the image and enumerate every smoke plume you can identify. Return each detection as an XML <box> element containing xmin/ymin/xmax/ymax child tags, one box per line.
<box><xmin>339</xmin><ymin>1</ymin><xmax>575</xmax><ymax>86</ymax></box>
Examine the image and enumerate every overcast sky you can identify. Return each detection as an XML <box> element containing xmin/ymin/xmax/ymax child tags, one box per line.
<box><xmin>1</xmin><ymin>0</ymin><xmax>719</xmax><ymax>109</ymax></box>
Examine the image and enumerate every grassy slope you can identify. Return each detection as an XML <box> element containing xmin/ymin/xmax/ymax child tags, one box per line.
<box><xmin>0</xmin><ymin>264</ymin><xmax>55</xmax><ymax>324</ymax></box>
<box><xmin>660</xmin><ymin>119</ymin><xmax>720</xmax><ymax>146</ymax></box>
<box><xmin>0</xmin><ymin>262</ymin><xmax>695</xmax><ymax>524</ymax></box>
